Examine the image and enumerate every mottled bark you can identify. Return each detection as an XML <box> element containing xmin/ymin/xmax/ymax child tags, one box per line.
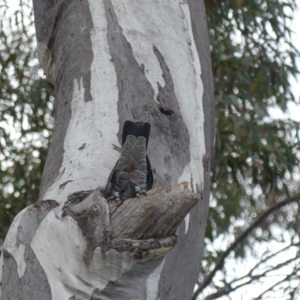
<box><xmin>0</xmin><ymin>0</ymin><xmax>214</xmax><ymax>299</ymax></box>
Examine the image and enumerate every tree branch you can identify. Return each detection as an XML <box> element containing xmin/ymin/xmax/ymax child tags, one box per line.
<box><xmin>203</xmin><ymin>254</ymin><xmax>298</xmax><ymax>300</ymax></box>
<box><xmin>193</xmin><ymin>195</ymin><xmax>300</xmax><ymax>300</ymax></box>
<box><xmin>254</xmin><ymin>273</ymin><xmax>295</xmax><ymax>299</ymax></box>
<box><xmin>230</xmin><ymin>243</ymin><xmax>293</xmax><ymax>286</ymax></box>
<box><xmin>63</xmin><ymin>183</ymin><xmax>200</xmax><ymax>262</ymax></box>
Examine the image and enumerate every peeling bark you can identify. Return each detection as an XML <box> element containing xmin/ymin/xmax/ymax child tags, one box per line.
<box><xmin>1</xmin><ymin>184</ymin><xmax>199</xmax><ymax>299</ymax></box>
<box><xmin>1</xmin><ymin>0</ymin><xmax>214</xmax><ymax>299</ymax></box>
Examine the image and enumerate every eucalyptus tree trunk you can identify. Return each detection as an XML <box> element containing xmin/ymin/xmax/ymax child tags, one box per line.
<box><xmin>0</xmin><ymin>1</ymin><xmax>214</xmax><ymax>299</ymax></box>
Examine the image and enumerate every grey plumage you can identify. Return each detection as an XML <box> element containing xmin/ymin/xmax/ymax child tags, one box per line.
<box><xmin>104</xmin><ymin>121</ymin><xmax>153</xmax><ymax>201</ymax></box>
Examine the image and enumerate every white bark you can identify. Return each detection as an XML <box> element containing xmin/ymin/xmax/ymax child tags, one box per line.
<box><xmin>0</xmin><ymin>0</ymin><xmax>214</xmax><ymax>299</ymax></box>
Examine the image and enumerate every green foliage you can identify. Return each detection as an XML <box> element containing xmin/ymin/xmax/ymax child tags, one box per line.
<box><xmin>0</xmin><ymin>0</ymin><xmax>53</xmax><ymax>242</ymax></box>
<box><xmin>199</xmin><ymin>0</ymin><xmax>300</xmax><ymax>298</ymax></box>
<box><xmin>205</xmin><ymin>0</ymin><xmax>300</xmax><ymax>241</ymax></box>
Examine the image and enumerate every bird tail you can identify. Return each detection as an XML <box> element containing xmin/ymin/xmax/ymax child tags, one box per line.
<box><xmin>122</xmin><ymin>120</ymin><xmax>151</xmax><ymax>148</ymax></box>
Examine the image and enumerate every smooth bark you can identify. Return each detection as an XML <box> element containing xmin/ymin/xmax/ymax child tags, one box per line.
<box><xmin>0</xmin><ymin>1</ymin><xmax>214</xmax><ymax>299</ymax></box>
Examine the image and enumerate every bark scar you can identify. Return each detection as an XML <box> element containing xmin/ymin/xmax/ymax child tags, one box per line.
<box><xmin>203</xmin><ymin>150</ymin><xmax>211</xmax><ymax>173</ymax></box>
<box><xmin>78</xmin><ymin>143</ymin><xmax>86</xmax><ymax>150</ymax></box>
<box><xmin>59</xmin><ymin>180</ymin><xmax>73</xmax><ymax>189</ymax></box>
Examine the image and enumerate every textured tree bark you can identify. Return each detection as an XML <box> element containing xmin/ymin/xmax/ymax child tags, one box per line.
<box><xmin>0</xmin><ymin>0</ymin><xmax>214</xmax><ymax>299</ymax></box>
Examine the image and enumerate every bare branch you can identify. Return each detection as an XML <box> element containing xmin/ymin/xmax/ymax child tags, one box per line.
<box><xmin>230</xmin><ymin>243</ymin><xmax>294</xmax><ymax>286</ymax></box>
<box><xmin>203</xmin><ymin>255</ymin><xmax>298</xmax><ymax>300</ymax></box>
<box><xmin>110</xmin><ymin>183</ymin><xmax>199</xmax><ymax>239</ymax></box>
<box><xmin>255</xmin><ymin>273</ymin><xmax>294</xmax><ymax>299</ymax></box>
<box><xmin>193</xmin><ymin>195</ymin><xmax>300</xmax><ymax>300</ymax></box>
<box><xmin>63</xmin><ymin>183</ymin><xmax>200</xmax><ymax>259</ymax></box>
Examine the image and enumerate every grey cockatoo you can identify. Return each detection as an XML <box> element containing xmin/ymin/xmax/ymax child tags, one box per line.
<box><xmin>104</xmin><ymin>120</ymin><xmax>153</xmax><ymax>201</ymax></box>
